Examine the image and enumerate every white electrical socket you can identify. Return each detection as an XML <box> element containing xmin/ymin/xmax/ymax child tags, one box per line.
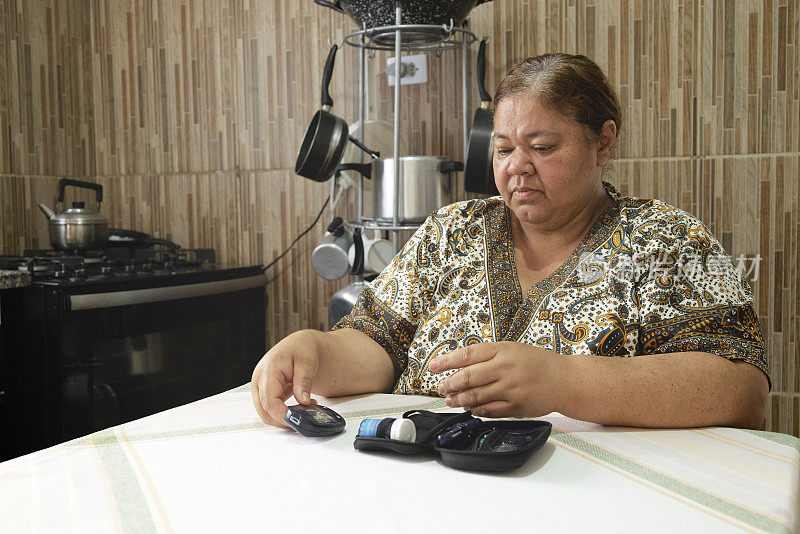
<box><xmin>387</xmin><ymin>54</ymin><xmax>427</xmax><ymax>86</ymax></box>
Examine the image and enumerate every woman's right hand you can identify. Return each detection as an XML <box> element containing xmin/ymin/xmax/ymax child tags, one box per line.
<box><xmin>251</xmin><ymin>330</ymin><xmax>322</xmax><ymax>427</ymax></box>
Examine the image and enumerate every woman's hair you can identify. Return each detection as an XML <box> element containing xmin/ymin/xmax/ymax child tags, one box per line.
<box><xmin>493</xmin><ymin>53</ymin><xmax>622</xmax><ymax>141</ymax></box>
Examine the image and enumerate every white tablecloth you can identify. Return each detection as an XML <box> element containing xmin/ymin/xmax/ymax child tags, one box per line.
<box><xmin>1</xmin><ymin>385</ymin><xmax>798</xmax><ymax>533</ymax></box>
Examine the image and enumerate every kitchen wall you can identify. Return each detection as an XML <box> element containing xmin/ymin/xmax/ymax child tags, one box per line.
<box><xmin>1</xmin><ymin>0</ymin><xmax>797</xmax><ymax>436</ymax></box>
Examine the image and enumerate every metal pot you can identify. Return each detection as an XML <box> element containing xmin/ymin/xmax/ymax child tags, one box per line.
<box><xmin>315</xmin><ymin>0</ymin><xmax>492</xmax><ymax>45</ymax></box>
<box><xmin>38</xmin><ymin>179</ymin><xmax>108</xmax><ymax>251</ymax></box>
<box><xmin>329</xmin><ymin>280</ymin><xmax>368</xmax><ymax>326</ymax></box>
<box><xmin>360</xmin><ymin>156</ymin><xmax>462</xmax><ymax>224</ymax></box>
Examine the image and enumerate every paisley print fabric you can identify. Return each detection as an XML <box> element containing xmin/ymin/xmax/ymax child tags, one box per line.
<box><xmin>332</xmin><ymin>182</ymin><xmax>770</xmax><ymax>396</ymax></box>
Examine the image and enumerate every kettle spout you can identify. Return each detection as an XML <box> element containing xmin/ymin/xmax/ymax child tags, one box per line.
<box><xmin>38</xmin><ymin>203</ymin><xmax>56</xmax><ymax>220</ymax></box>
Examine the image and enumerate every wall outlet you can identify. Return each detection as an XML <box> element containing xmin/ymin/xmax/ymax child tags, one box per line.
<box><xmin>386</xmin><ymin>54</ymin><xmax>427</xmax><ymax>86</ymax></box>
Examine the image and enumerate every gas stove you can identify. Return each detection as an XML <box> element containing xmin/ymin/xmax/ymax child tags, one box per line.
<box><xmin>0</xmin><ymin>239</ymin><xmax>266</xmax><ymax>460</ymax></box>
<box><xmin>0</xmin><ymin>247</ymin><xmax>217</xmax><ymax>286</ymax></box>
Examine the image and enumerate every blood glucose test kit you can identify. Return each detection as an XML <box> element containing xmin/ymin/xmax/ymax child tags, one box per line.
<box><xmin>354</xmin><ymin>410</ymin><xmax>552</xmax><ymax>472</ymax></box>
<box><xmin>283</xmin><ymin>403</ymin><xmax>552</xmax><ymax>472</ymax></box>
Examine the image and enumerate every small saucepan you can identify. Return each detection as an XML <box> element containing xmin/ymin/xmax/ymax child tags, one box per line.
<box><xmin>295</xmin><ymin>45</ymin><xmax>379</xmax><ymax>182</ymax></box>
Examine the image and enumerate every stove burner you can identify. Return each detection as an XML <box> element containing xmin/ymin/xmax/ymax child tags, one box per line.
<box><xmin>0</xmin><ymin>246</ymin><xmax>216</xmax><ymax>284</ymax></box>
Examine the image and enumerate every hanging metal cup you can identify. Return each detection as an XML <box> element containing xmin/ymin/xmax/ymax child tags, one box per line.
<box><xmin>311</xmin><ymin>217</ymin><xmax>354</xmax><ymax>280</ymax></box>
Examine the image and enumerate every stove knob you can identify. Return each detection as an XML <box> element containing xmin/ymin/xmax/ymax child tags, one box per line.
<box><xmin>124</xmin><ymin>263</ymin><xmax>138</xmax><ymax>274</ymax></box>
<box><xmin>73</xmin><ymin>268</ymin><xmax>88</xmax><ymax>278</ymax></box>
<box><xmin>54</xmin><ymin>269</ymin><xmax>69</xmax><ymax>279</ymax></box>
<box><xmin>100</xmin><ymin>264</ymin><xmax>113</xmax><ymax>275</ymax></box>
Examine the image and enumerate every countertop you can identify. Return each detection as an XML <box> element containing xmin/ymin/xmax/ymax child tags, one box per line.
<box><xmin>0</xmin><ymin>269</ymin><xmax>31</xmax><ymax>290</ymax></box>
<box><xmin>0</xmin><ymin>386</ymin><xmax>798</xmax><ymax>533</ymax></box>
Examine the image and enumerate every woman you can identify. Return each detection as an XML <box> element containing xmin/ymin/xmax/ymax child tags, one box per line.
<box><xmin>252</xmin><ymin>53</ymin><xmax>769</xmax><ymax>429</ymax></box>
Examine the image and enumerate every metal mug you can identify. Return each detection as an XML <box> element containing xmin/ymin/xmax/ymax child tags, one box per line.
<box><xmin>348</xmin><ymin>229</ymin><xmax>394</xmax><ymax>274</ymax></box>
<box><xmin>311</xmin><ymin>217</ymin><xmax>353</xmax><ymax>280</ymax></box>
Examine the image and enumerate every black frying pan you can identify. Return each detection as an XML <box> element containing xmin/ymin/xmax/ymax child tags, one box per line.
<box><xmin>295</xmin><ymin>45</ymin><xmax>349</xmax><ymax>182</ymax></box>
<box><xmin>464</xmin><ymin>39</ymin><xmax>498</xmax><ymax>195</ymax></box>
<box><xmin>295</xmin><ymin>45</ymin><xmax>380</xmax><ymax>182</ymax></box>
<box><xmin>107</xmin><ymin>228</ymin><xmax>180</xmax><ymax>250</ymax></box>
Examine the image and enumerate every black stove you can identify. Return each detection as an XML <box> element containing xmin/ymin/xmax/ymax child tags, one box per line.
<box><xmin>0</xmin><ymin>240</ymin><xmax>267</xmax><ymax>460</ymax></box>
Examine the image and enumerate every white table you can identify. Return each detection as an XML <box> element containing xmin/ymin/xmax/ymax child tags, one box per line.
<box><xmin>1</xmin><ymin>385</ymin><xmax>797</xmax><ymax>533</ymax></box>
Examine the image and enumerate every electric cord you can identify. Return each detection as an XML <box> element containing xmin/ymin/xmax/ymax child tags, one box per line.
<box><xmin>262</xmin><ymin>196</ymin><xmax>330</xmax><ymax>272</ymax></box>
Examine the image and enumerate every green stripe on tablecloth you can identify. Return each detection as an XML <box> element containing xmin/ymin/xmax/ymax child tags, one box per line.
<box><xmin>64</xmin><ymin>423</ymin><xmax>264</xmax><ymax>447</ymax></box>
<box><xmin>63</xmin><ymin>399</ymin><xmax>451</xmax><ymax>446</ymax></box>
<box><xmin>741</xmin><ymin>429</ymin><xmax>800</xmax><ymax>454</ymax></box>
<box><xmin>336</xmin><ymin>398</ymin><xmax>449</xmax><ymax>419</ymax></box>
<box><xmin>88</xmin><ymin>432</ymin><xmax>159</xmax><ymax>534</ymax></box>
<box><xmin>549</xmin><ymin>430</ymin><xmax>788</xmax><ymax>534</ymax></box>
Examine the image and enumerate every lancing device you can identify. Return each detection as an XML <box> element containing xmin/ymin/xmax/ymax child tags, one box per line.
<box><xmin>284</xmin><ymin>404</ymin><xmax>346</xmax><ymax>437</ymax></box>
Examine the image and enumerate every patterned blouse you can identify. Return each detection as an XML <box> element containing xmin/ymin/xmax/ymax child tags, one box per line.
<box><xmin>332</xmin><ymin>182</ymin><xmax>769</xmax><ymax>395</ymax></box>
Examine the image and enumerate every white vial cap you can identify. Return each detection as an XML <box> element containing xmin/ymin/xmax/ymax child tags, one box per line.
<box><xmin>390</xmin><ymin>418</ymin><xmax>416</xmax><ymax>442</ymax></box>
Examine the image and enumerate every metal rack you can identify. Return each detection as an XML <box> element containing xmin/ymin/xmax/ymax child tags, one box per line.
<box><xmin>342</xmin><ymin>4</ymin><xmax>477</xmax><ymax>252</ymax></box>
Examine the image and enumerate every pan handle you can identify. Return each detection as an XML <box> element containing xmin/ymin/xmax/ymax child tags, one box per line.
<box><xmin>439</xmin><ymin>160</ymin><xmax>464</xmax><ymax>173</ymax></box>
<box><xmin>314</xmin><ymin>0</ymin><xmax>346</xmax><ymax>14</ymax></box>
<box><xmin>477</xmin><ymin>39</ymin><xmax>492</xmax><ymax>103</ymax></box>
<box><xmin>321</xmin><ymin>45</ymin><xmax>338</xmax><ymax>109</ymax></box>
<box><xmin>348</xmin><ymin>136</ymin><xmax>380</xmax><ymax>159</ymax></box>
<box><xmin>336</xmin><ymin>163</ymin><xmax>372</xmax><ymax>179</ymax></box>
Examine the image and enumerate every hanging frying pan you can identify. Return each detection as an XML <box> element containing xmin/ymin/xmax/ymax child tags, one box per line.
<box><xmin>295</xmin><ymin>45</ymin><xmax>380</xmax><ymax>182</ymax></box>
<box><xmin>295</xmin><ymin>46</ymin><xmax>346</xmax><ymax>182</ymax></box>
<box><xmin>464</xmin><ymin>39</ymin><xmax>498</xmax><ymax>195</ymax></box>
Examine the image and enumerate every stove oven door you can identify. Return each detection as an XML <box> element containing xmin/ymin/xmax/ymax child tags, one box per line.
<box><xmin>4</xmin><ymin>271</ymin><xmax>266</xmax><ymax>457</ymax></box>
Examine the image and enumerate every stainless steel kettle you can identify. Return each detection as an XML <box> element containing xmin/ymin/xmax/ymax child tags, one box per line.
<box><xmin>38</xmin><ymin>179</ymin><xmax>108</xmax><ymax>251</ymax></box>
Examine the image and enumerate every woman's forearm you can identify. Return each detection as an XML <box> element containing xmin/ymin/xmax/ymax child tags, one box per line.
<box><xmin>302</xmin><ymin>327</ymin><xmax>396</xmax><ymax>397</ymax></box>
<box><xmin>556</xmin><ymin>351</ymin><xmax>769</xmax><ymax>429</ymax></box>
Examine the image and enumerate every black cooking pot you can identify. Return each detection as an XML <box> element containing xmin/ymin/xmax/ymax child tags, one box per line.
<box><xmin>314</xmin><ymin>0</ymin><xmax>492</xmax><ymax>45</ymax></box>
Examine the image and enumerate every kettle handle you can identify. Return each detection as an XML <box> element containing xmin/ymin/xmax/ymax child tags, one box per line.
<box><xmin>57</xmin><ymin>178</ymin><xmax>103</xmax><ymax>203</ymax></box>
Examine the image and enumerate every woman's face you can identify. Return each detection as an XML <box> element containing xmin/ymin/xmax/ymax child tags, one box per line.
<box><xmin>492</xmin><ymin>92</ymin><xmax>614</xmax><ymax>231</ymax></box>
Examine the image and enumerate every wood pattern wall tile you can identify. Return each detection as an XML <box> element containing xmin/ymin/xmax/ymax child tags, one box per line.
<box><xmin>698</xmin><ymin>0</ymin><xmax>799</xmax><ymax>155</ymax></box>
<box><xmin>0</xmin><ymin>0</ymin><xmax>95</xmax><ymax>176</ymax></box>
<box><xmin>87</xmin><ymin>0</ymin><xmax>358</xmax><ymax>175</ymax></box>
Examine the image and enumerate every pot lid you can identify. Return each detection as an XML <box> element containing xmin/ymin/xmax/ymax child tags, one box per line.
<box><xmin>51</xmin><ymin>202</ymin><xmax>108</xmax><ymax>225</ymax></box>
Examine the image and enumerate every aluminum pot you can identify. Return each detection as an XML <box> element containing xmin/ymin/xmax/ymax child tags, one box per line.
<box><xmin>37</xmin><ymin>179</ymin><xmax>108</xmax><ymax>251</ymax></box>
<box><xmin>345</xmin><ymin>156</ymin><xmax>462</xmax><ymax>224</ymax></box>
<box><xmin>329</xmin><ymin>280</ymin><xmax>368</xmax><ymax>326</ymax></box>
<box><xmin>374</xmin><ymin>156</ymin><xmax>462</xmax><ymax>223</ymax></box>
<box><xmin>314</xmin><ymin>0</ymin><xmax>492</xmax><ymax>45</ymax></box>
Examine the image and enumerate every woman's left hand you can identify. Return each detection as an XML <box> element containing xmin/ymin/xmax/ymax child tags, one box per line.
<box><xmin>429</xmin><ymin>341</ymin><xmax>562</xmax><ymax>418</ymax></box>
